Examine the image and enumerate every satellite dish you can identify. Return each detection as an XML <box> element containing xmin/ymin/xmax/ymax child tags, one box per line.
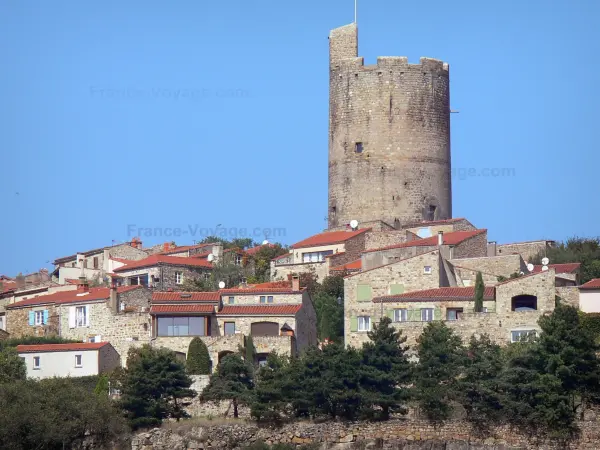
<box><xmin>218</xmin><ymin>281</ymin><xmax>225</xmax><ymax>289</ymax></box>
<box><xmin>519</xmin><ymin>271</ymin><xmax>524</xmax><ymax>275</ymax></box>
<box><xmin>417</xmin><ymin>228</ymin><xmax>432</xmax><ymax>238</ymax></box>
<box><xmin>262</xmin><ymin>240</ymin><xmax>269</xmax><ymax>245</ymax></box>
<box><xmin>542</xmin><ymin>257</ymin><xmax>549</xmax><ymax>266</ymax></box>
<box><xmin>207</xmin><ymin>254</ymin><xmax>215</xmax><ymax>262</ymax></box>
<box><xmin>541</xmin><ymin>266</ymin><xmax>549</xmax><ymax>272</ymax></box>
<box><xmin>350</xmin><ymin>219</ymin><xmax>358</xmax><ymax>230</ymax></box>
<box><xmin>527</xmin><ymin>263</ymin><xmax>534</xmax><ymax>272</ymax></box>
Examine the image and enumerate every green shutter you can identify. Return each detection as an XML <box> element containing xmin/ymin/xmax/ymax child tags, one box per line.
<box><xmin>409</xmin><ymin>308</ymin><xmax>419</xmax><ymax>322</ymax></box>
<box><xmin>357</xmin><ymin>284</ymin><xmax>372</xmax><ymax>302</ymax></box>
<box><xmin>434</xmin><ymin>306</ymin><xmax>442</xmax><ymax>321</ymax></box>
<box><xmin>350</xmin><ymin>316</ymin><xmax>358</xmax><ymax>332</ymax></box>
<box><xmin>390</xmin><ymin>284</ymin><xmax>405</xmax><ymax>295</ymax></box>
<box><xmin>386</xmin><ymin>309</ymin><xmax>394</xmax><ymax>320</ymax></box>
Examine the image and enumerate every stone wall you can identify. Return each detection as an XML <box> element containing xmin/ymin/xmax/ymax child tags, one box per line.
<box><xmin>362</xmin><ymin>246</ymin><xmax>435</xmax><ymax>272</ymax></box>
<box><xmin>495</xmin><ymin>270</ymin><xmax>555</xmax><ymax>314</ymax></box>
<box><xmin>556</xmin><ymin>286</ymin><xmax>580</xmax><ymax>308</ymax></box>
<box><xmin>108</xmin><ymin>244</ymin><xmax>149</xmax><ymax>261</ymax></box>
<box><xmin>450</xmin><ymin>254</ymin><xmax>524</xmax><ymax>281</ymax></box>
<box><xmin>153</xmin><ymin>334</ymin><xmax>245</xmax><ymax>370</ymax></box>
<box><xmin>453</xmin><ymin>266</ymin><xmax>499</xmax><ymax>287</ymax></box>
<box><xmin>271</xmin><ymin>262</ymin><xmax>328</xmax><ymax>283</ymax></box>
<box><xmin>131</xmin><ymin>414</ymin><xmax>600</xmax><ymax>449</ymax></box>
<box><xmin>496</xmin><ymin>241</ymin><xmax>553</xmax><ymax>261</ymax></box>
<box><xmin>451</xmin><ymin>231</ymin><xmax>488</xmax><ymax>259</ymax></box>
<box><xmin>364</xmin><ymin>230</ymin><xmax>408</xmax><ymax>252</ymax></box>
<box><xmin>98</xmin><ymin>343</ymin><xmax>121</xmax><ymax>373</ymax></box>
<box><xmin>6</xmin><ymin>304</ymin><xmax>60</xmax><ymax>338</ymax></box>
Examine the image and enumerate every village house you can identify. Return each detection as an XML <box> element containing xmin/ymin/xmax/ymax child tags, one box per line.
<box><xmin>17</xmin><ymin>342</ymin><xmax>120</xmax><ymax>379</ymax></box>
<box><xmin>578</xmin><ymin>279</ymin><xmax>600</xmax><ymax>313</ymax></box>
<box><xmin>495</xmin><ymin>239</ymin><xmax>557</xmax><ymax>261</ymax></box>
<box><xmin>51</xmin><ymin>238</ymin><xmax>149</xmax><ymax>285</ymax></box>
<box><xmin>5</xmin><ymin>279</ymin><xmax>152</xmax><ymax>365</ymax></box>
<box><xmin>159</xmin><ymin>242</ymin><xmax>223</xmax><ymax>260</ymax></box>
<box><xmin>150</xmin><ymin>276</ymin><xmax>317</xmax><ymax>370</ymax></box>
<box><xmin>111</xmin><ymin>254</ymin><xmax>213</xmax><ymax>289</ymax></box>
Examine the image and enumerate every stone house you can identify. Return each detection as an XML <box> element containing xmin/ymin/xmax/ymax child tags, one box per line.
<box><xmin>495</xmin><ymin>239</ymin><xmax>556</xmax><ymax>261</ymax></box>
<box><xmin>530</xmin><ymin>263</ymin><xmax>580</xmax><ymax>287</ymax></box>
<box><xmin>150</xmin><ymin>277</ymin><xmax>317</xmax><ymax>370</ymax></box>
<box><xmin>346</xmin><ymin>269</ymin><xmax>557</xmax><ymax>352</ymax></box>
<box><xmin>51</xmin><ymin>238</ymin><xmax>149</xmax><ymax>285</ymax></box>
<box><xmin>17</xmin><ymin>342</ymin><xmax>120</xmax><ymax>379</ymax></box>
<box><xmin>6</xmin><ymin>280</ymin><xmax>151</xmax><ymax>365</ymax></box>
<box><xmin>159</xmin><ymin>242</ymin><xmax>224</xmax><ymax>260</ymax></box>
<box><xmin>271</xmin><ymin>228</ymin><xmax>371</xmax><ymax>282</ymax></box>
<box><xmin>579</xmin><ymin>279</ymin><xmax>600</xmax><ymax>313</ymax></box>
<box><xmin>112</xmin><ymin>255</ymin><xmax>213</xmax><ymax>290</ymax></box>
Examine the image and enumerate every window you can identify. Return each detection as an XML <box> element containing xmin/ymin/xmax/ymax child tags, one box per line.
<box><xmin>389</xmin><ymin>284</ymin><xmax>404</xmax><ymax>295</ymax></box>
<box><xmin>156</xmin><ymin>316</ymin><xmax>206</xmax><ymax>336</ymax></box>
<box><xmin>93</xmin><ymin>257</ymin><xmax>99</xmax><ymax>269</ymax></box>
<box><xmin>224</xmin><ymin>322</ymin><xmax>236</xmax><ymax>335</ymax></box>
<box><xmin>446</xmin><ymin>308</ymin><xmax>463</xmax><ymax>321</ymax></box>
<box><xmin>426</xmin><ymin>205</ymin><xmax>436</xmax><ymax>221</ymax></box>
<box><xmin>394</xmin><ymin>309</ymin><xmax>408</xmax><ymax>322</ymax></box>
<box><xmin>357</xmin><ymin>316</ymin><xmax>371</xmax><ymax>332</ymax></box>
<box><xmin>228</xmin><ymin>296</ymin><xmax>235</xmax><ymax>305</ymax></box>
<box><xmin>75</xmin><ymin>355</ymin><xmax>82</xmax><ymax>367</ymax></box>
<box><xmin>129</xmin><ymin>276</ymin><xmax>138</xmax><ymax>286</ymax></box>
<box><xmin>34</xmin><ymin>311</ymin><xmax>44</xmax><ymax>326</ymax></box>
<box><xmin>71</xmin><ymin>262</ymin><xmax>76</xmax><ymax>268</ymax></box>
<box><xmin>511</xmin><ymin>330</ymin><xmax>537</xmax><ymax>343</ymax></box>
<box><xmin>423</xmin><ymin>266</ymin><xmax>432</xmax><ymax>274</ymax></box>
<box><xmin>357</xmin><ymin>284</ymin><xmax>372</xmax><ymax>302</ymax></box>
<box><xmin>421</xmin><ymin>308</ymin><xmax>434</xmax><ymax>322</ymax></box>
<box><xmin>83</xmin><ymin>260</ymin><xmax>88</xmax><ymax>268</ymax></box>
<box><xmin>302</xmin><ymin>250</ymin><xmax>333</xmax><ymax>263</ymax></box>
<box><xmin>75</xmin><ymin>306</ymin><xmax>88</xmax><ymax>327</ymax></box>
<box><xmin>234</xmin><ymin>255</ymin><xmax>242</xmax><ymax>266</ymax></box>
<box><xmin>0</xmin><ymin>314</ymin><xmax>4</xmax><ymax>330</ymax></box>
<box><xmin>482</xmin><ymin>307</ymin><xmax>488</xmax><ymax>313</ymax></box>
<box><xmin>511</xmin><ymin>295</ymin><xmax>537</xmax><ymax>311</ymax></box>
<box><xmin>175</xmin><ymin>272</ymin><xmax>183</xmax><ymax>285</ymax></box>
<box><xmin>33</xmin><ymin>356</ymin><xmax>41</xmax><ymax>369</ymax></box>
<box><xmin>260</xmin><ymin>296</ymin><xmax>274</xmax><ymax>304</ymax></box>
<box><xmin>355</xmin><ymin>142</ymin><xmax>363</xmax><ymax>153</ymax></box>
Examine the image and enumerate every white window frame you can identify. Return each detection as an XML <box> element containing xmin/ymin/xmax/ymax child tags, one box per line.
<box><xmin>357</xmin><ymin>316</ymin><xmax>371</xmax><ymax>332</ymax></box>
<box><xmin>33</xmin><ymin>356</ymin><xmax>41</xmax><ymax>369</ymax></box>
<box><xmin>394</xmin><ymin>309</ymin><xmax>408</xmax><ymax>322</ymax></box>
<box><xmin>511</xmin><ymin>329</ymin><xmax>537</xmax><ymax>343</ymax></box>
<box><xmin>175</xmin><ymin>272</ymin><xmax>183</xmax><ymax>285</ymax></box>
<box><xmin>34</xmin><ymin>311</ymin><xmax>44</xmax><ymax>326</ymax></box>
<box><xmin>423</xmin><ymin>266</ymin><xmax>432</xmax><ymax>274</ymax></box>
<box><xmin>75</xmin><ymin>354</ymin><xmax>82</xmax><ymax>367</ymax></box>
<box><xmin>75</xmin><ymin>306</ymin><xmax>88</xmax><ymax>327</ymax></box>
<box><xmin>234</xmin><ymin>255</ymin><xmax>242</xmax><ymax>266</ymax></box>
<box><xmin>421</xmin><ymin>308</ymin><xmax>434</xmax><ymax>322</ymax></box>
<box><xmin>228</xmin><ymin>296</ymin><xmax>235</xmax><ymax>305</ymax></box>
<box><xmin>0</xmin><ymin>314</ymin><xmax>4</xmax><ymax>330</ymax></box>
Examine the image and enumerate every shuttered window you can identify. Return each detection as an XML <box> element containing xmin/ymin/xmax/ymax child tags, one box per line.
<box><xmin>357</xmin><ymin>285</ymin><xmax>372</xmax><ymax>302</ymax></box>
<box><xmin>389</xmin><ymin>284</ymin><xmax>405</xmax><ymax>295</ymax></box>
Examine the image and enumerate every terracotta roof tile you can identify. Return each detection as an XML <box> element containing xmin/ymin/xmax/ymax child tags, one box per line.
<box><xmin>330</xmin><ymin>259</ymin><xmax>362</xmax><ymax>272</ymax></box>
<box><xmin>219</xmin><ymin>287</ymin><xmax>303</xmax><ymax>295</ymax></box>
<box><xmin>374</xmin><ymin>286</ymin><xmax>495</xmax><ymax>303</ymax></box>
<box><xmin>363</xmin><ymin>229</ymin><xmax>487</xmax><ymax>254</ymax></box>
<box><xmin>17</xmin><ymin>342</ymin><xmax>110</xmax><ymax>353</ymax></box>
<box><xmin>152</xmin><ymin>292</ymin><xmax>221</xmax><ymax>302</ymax></box>
<box><xmin>580</xmin><ymin>279</ymin><xmax>600</xmax><ymax>290</ymax></box>
<box><xmin>291</xmin><ymin>228</ymin><xmax>371</xmax><ymax>249</ymax></box>
<box><xmin>218</xmin><ymin>304</ymin><xmax>302</xmax><ymax>315</ymax></box>
<box><xmin>160</xmin><ymin>243</ymin><xmax>216</xmax><ymax>255</ymax></box>
<box><xmin>7</xmin><ymin>285</ymin><xmax>142</xmax><ymax>309</ymax></box>
<box><xmin>113</xmin><ymin>255</ymin><xmax>212</xmax><ymax>272</ymax></box>
<box><xmin>150</xmin><ymin>304</ymin><xmax>214</xmax><ymax>314</ymax></box>
<box><xmin>272</xmin><ymin>253</ymin><xmax>292</xmax><ymax>261</ymax></box>
<box><xmin>245</xmin><ymin>244</ymin><xmax>275</xmax><ymax>255</ymax></box>
<box><xmin>531</xmin><ymin>263</ymin><xmax>580</xmax><ymax>274</ymax></box>
<box><xmin>247</xmin><ymin>281</ymin><xmax>292</xmax><ymax>289</ymax></box>
<box><xmin>1</xmin><ymin>281</ymin><xmax>17</xmax><ymax>294</ymax></box>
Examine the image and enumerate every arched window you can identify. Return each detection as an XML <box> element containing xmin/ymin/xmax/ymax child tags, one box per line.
<box><xmin>511</xmin><ymin>294</ymin><xmax>537</xmax><ymax>311</ymax></box>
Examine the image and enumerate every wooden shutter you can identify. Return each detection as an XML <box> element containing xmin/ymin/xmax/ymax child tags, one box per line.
<box><xmin>69</xmin><ymin>307</ymin><xmax>76</xmax><ymax>328</ymax></box>
<box><xmin>350</xmin><ymin>316</ymin><xmax>358</xmax><ymax>332</ymax></box>
<box><xmin>390</xmin><ymin>284</ymin><xmax>405</xmax><ymax>295</ymax></box>
<box><xmin>28</xmin><ymin>311</ymin><xmax>35</xmax><ymax>326</ymax></box>
<box><xmin>357</xmin><ymin>285</ymin><xmax>372</xmax><ymax>302</ymax></box>
<box><xmin>434</xmin><ymin>306</ymin><xmax>442</xmax><ymax>320</ymax></box>
<box><xmin>42</xmin><ymin>310</ymin><xmax>49</xmax><ymax>325</ymax></box>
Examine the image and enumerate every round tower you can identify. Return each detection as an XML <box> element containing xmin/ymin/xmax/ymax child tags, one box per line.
<box><xmin>328</xmin><ymin>23</ymin><xmax>452</xmax><ymax>230</ymax></box>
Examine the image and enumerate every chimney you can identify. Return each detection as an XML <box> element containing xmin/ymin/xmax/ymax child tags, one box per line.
<box><xmin>15</xmin><ymin>274</ymin><xmax>25</xmax><ymax>289</ymax></box>
<box><xmin>438</xmin><ymin>231</ymin><xmax>444</xmax><ymax>246</ymax></box>
<box><xmin>77</xmin><ymin>276</ymin><xmax>89</xmax><ymax>293</ymax></box>
<box><xmin>109</xmin><ymin>281</ymin><xmax>118</xmax><ymax>314</ymax></box>
<box><xmin>292</xmin><ymin>275</ymin><xmax>300</xmax><ymax>292</ymax></box>
<box><xmin>487</xmin><ymin>241</ymin><xmax>497</xmax><ymax>257</ymax></box>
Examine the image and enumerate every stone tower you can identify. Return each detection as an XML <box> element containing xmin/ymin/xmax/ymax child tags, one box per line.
<box><xmin>328</xmin><ymin>23</ymin><xmax>452</xmax><ymax>230</ymax></box>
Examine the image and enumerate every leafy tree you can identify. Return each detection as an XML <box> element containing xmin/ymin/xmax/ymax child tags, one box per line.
<box><xmin>360</xmin><ymin>317</ymin><xmax>412</xmax><ymax>419</ymax></box>
<box><xmin>182</xmin><ymin>261</ymin><xmax>244</xmax><ymax>291</ymax></box>
<box><xmin>250</xmin><ymin>353</ymin><xmax>291</xmax><ymax>423</ymax></box>
<box><xmin>187</xmin><ymin>337</ymin><xmax>212</xmax><ymax>375</ymax></box>
<box><xmin>319</xmin><ymin>275</ymin><xmax>344</xmax><ymax>301</ymax></box>
<box><xmin>459</xmin><ymin>335</ymin><xmax>505</xmax><ymax>434</ymax></box>
<box><xmin>414</xmin><ymin>322</ymin><xmax>463</xmax><ymax>425</ymax></box>
<box><xmin>119</xmin><ymin>345</ymin><xmax>196</xmax><ymax>429</ymax></box>
<box><xmin>201</xmin><ymin>353</ymin><xmax>254</xmax><ymax>418</ymax></box>
<box><xmin>473</xmin><ymin>272</ymin><xmax>484</xmax><ymax>312</ymax></box>
<box><xmin>251</xmin><ymin>243</ymin><xmax>289</xmax><ymax>283</ymax></box>
<box><xmin>0</xmin><ymin>347</ymin><xmax>26</xmax><ymax>383</ymax></box>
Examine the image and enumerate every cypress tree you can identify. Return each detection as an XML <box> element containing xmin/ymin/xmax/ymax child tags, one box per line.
<box><xmin>187</xmin><ymin>337</ymin><xmax>211</xmax><ymax>375</ymax></box>
<box><xmin>474</xmin><ymin>271</ymin><xmax>485</xmax><ymax>312</ymax></box>
<box><xmin>245</xmin><ymin>335</ymin><xmax>257</xmax><ymax>367</ymax></box>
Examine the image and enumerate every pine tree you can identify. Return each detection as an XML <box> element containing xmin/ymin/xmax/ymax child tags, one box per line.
<box><xmin>360</xmin><ymin>316</ymin><xmax>412</xmax><ymax>419</ymax></box>
<box><xmin>474</xmin><ymin>271</ymin><xmax>484</xmax><ymax>312</ymax></box>
<box><xmin>201</xmin><ymin>353</ymin><xmax>254</xmax><ymax>418</ymax></box>
<box><xmin>250</xmin><ymin>353</ymin><xmax>291</xmax><ymax>423</ymax></box>
<box><xmin>414</xmin><ymin>322</ymin><xmax>463</xmax><ymax>425</ymax></box>
<box><xmin>119</xmin><ymin>345</ymin><xmax>196</xmax><ymax>429</ymax></box>
<box><xmin>186</xmin><ymin>337</ymin><xmax>211</xmax><ymax>375</ymax></box>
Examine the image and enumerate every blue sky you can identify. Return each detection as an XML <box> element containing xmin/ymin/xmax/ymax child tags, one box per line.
<box><xmin>1</xmin><ymin>0</ymin><xmax>598</xmax><ymax>275</ymax></box>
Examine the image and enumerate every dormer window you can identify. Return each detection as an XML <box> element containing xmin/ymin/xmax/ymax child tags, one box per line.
<box><xmin>355</xmin><ymin>142</ymin><xmax>363</xmax><ymax>153</ymax></box>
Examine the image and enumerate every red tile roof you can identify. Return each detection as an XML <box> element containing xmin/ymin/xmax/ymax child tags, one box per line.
<box><xmin>150</xmin><ymin>304</ymin><xmax>215</xmax><ymax>314</ymax></box>
<box><xmin>7</xmin><ymin>285</ymin><xmax>142</xmax><ymax>309</ymax></box>
<box><xmin>404</xmin><ymin>218</ymin><xmax>468</xmax><ymax>227</ymax></box>
<box><xmin>113</xmin><ymin>255</ymin><xmax>212</xmax><ymax>272</ymax></box>
<box><xmin>17</xmin><ymin>342</ymin><xmax>110</xmax><ymax>353</ymax></box>
<box><xmin>291</xmin><ymin>228</ymin><xmax>371</xmax><ymax>249</ymax></box>
<box><xmin>64</xmin><ymin>279</ymin><xmax>80</xmax><ymax>285</ymax></box>
<box><xmin>110</xmin><ymin>257</ymin><xmax>134</xmax><ymax>265</ymax></box>
<box><xmin>245</xmin><ymin>244</ymin><xmax>275</xmax><ymax>255</ymax></box>
<box><xmin>219</xmin><ymin>287</ymin><xmax>303</xmax><ymax>295</ymax></box>
<box><xmin>330</xmin><ymin>259</ymin><xmax>362</xmax><ymax>272</ymax></box>
<box><xmin>247</xmin><ymin>281</ymin><xmax>292</xmax><ymax>289</ymax></box>
<box><xmin>152</xmin><ymin>292</ymin><xmax>221</xmax><ymax>302</ymax></box>
<box><xmin>0</xmin><ymin>280</ymin><xmax>17</xmax><ymax>294</ymax></box>
<box><xmin>272</xmin><ymin>253</ymin><xmax>292</xmax><ymax>261</ymax></box>
<box><xmin>363</xmin><ymin>229</ymin><xmax>487</xmax><ymax>254</ymax></box>
<box><xmin>531</xmin><ymin>263</ymin><xmax>580</xmax><ymax>274</ymax></box>
<box><xmin>218</xmin><ymin>304</ymin><xmax>302</xmax><ymax>315</ymax></box>
<box><xmin>373</xmin><ymin>286</ymin><xmax>496</xmax><ymax>303</ymax></box>
<box><xmin>160</xmin><ymin>243</ymin><xmax>215</xmax><ymax>255</ymax></box>
<box><xmin>580</xmin><ymin>279</ymin><xmax>600</xmax><ymax>290</ymax></box>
